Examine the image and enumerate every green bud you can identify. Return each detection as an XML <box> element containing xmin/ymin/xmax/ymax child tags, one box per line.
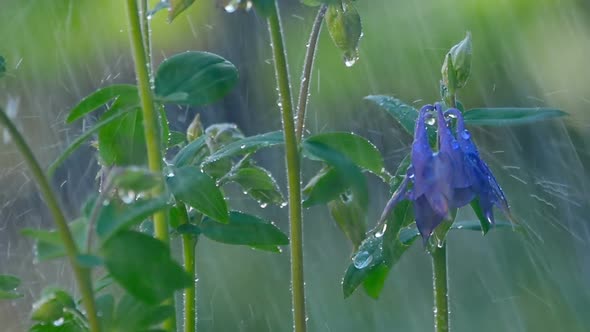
<box><xmin>325</xmin><ymin>0</ymin><xmax>363</xmax><ymax>67</ymax></box>
<box><xmin>204</xmin><ymin>123</ymin><xmax>244</xmax><ymax>153</ymax></box>
<box><xmin>186</xmin><ymin>113</ymin><xmax>204</xmax><ymax>142</ymax></box>
<box><xmin>441</xmin><ymin>32</ymin><xmax>472</xmax><ymax>90</ymax></box>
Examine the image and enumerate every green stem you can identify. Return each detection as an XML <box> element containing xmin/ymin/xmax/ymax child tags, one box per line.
<box><xmin>125</xmin><ymin>0</ymin><xmax>175</xmax><ymax>330</ymax></box>
<box><xmin>0</xmin><ymin>109</ymin><xmax>101</xmax><ymax>332</ymax></box>
<box><xmin>295</xmin><ymin>4</ymin><xmax>327</xmax><ymax>141</ymax></box>
<box><xmin>431</xmin><ymin>244</ymin><xmax>450</xmax><ymax>332</ymax></box>
<box><xmin>267</xmin><ymin>2</ymin><xmax>307</xmax><ymax>332</ymax></box>
<box><xmin>139</xmin><ymin>0</ymin><xmax>154</xmax><ymax>85</ymax></box>
<box><xmin>178</xmin><ymin>203</ymin><xmax>197</xmax><ymax>332</ymax></box>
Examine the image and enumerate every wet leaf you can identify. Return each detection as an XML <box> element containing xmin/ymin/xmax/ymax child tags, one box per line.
<box><xmin>96</xmin><ymin>196</ymin><xmax>170</xmax><ymax>242</ymax></box>
<box><xmin>112</xmin><ymin>167</ymin><xmax>163</xmax><ymax>192</ymax></box>
<box><xmin>0</xmin><ymin>55</ymin><xmax>5</xmax><ymax>78</ymax></box>
<box><xmin>66</xmin><ymin>84</ymin><xmax>138</xmax><ymax>123</ymax></box>
<box><xmin>155</xmin><ymin>51</ymin><xmax>238</xmax><ymax>106</ymax></box>
<box><xmin>31</xmin><ymin>289</ymin><xmax>76</xmax><ymax>322</ymax></box>
<box><xmin>76</xmin><ymin>254</ymin><xmax>103</xmax><ymax>268</ymax></box>
<box><xmin>166</xmin><ymin>166</ymin><xmax>229</xmax><ymax>223</ymax></box>
<box><xmin>303</xmin><ymin>132</ymin><xmax>385</xmax><ymax>176</ymax></box>
<box><xmin>21</xmin><ymin>219</ymin><xmax>87</xmax><ymax>262</ymax></box>
<box><xmin>204</xmin><ymin>131</ymin><xmax>284</xmax><ymax>164</ymax></box>
<box><xmin>0</xmin><ymin>274</ymin><xmax>22</xmax><ymax>299</ymax></box>
<box><xmin>101</xmin><ymin>231</ymin><xmax>192</xmax><ymax>304</ymax></box>
<box><xmin>463</xmin><ymin>107</ymin><xmax>567</xmax><ymax>126</ymax></box>
<box><xmin>303</xmin><ymin>167</ymin><xmax>348</xmax><ymax>207</ymax></box>
<box><xmin>229</xmin><ymin>166</ymin><xmax>284</xmax><ymax>205</ymax></box>
<box><xmin>327</xmin><ymin>189</ymin><xmax>367</xmax><ymax>249</ymax></box>
<box><xmin>365</xmin><ymin>95</ymin><xmax>418</xmax><ymax>137</ymax></box>
<box><xmin>200</xmin><ymin>211</ymin><xmax>288</xmax><ymax>247</ymax></box>
<box><xmin>171</xmin><ymin>135</ymin><xmax>207</xmax><ymax>167</ymax></box>
<box><xmin>98</xmin><ymin>107</ymin><xmax>146</xmax><ymax>167</ymax></box>
<box><xmin>168</xmin><ymin>0</ymin><xmax>195</xmax><ymax>22</ymax></box>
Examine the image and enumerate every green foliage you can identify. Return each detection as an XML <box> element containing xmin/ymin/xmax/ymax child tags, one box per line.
<box><xmin>101</xmin><ymin>231</ymin><xmax>192</xmax><ymax>304</ymax></box>
<box><xmin>166</xmin><ymin>166</ymin><xmax>230</xmax><ymax>223</ymax></box>
<box><xmin>327</xmin><ymin>188</ymin><xmax>367</xmax><ymax>249</ymax></box>
<box><xmin>0</xmin><ymin>55</ymin><xmax>5</xmax><ymax>78</ymax></box>
<box><xmin>172</xmin><ymin>135</ymin><xmax>207</xmax><ymax>167</ymax></box>
<box><xmin>66</xmin><ymin>84</ymin><xmax>138</xmax><ymax>123</ymax></box>
<box><xmin>325</xmin><ymin>0</ymin><xmax>363</xmax><ymax>66</ymax></box>
<box><xmin>154</xmin><ymin>51</ymin><xmax>238</xmax><ymax>106</ymax></box>
<box><xmin>96</xmin><ymin>293</ymin><xmax>175</xmax><ymax>331</ymax></box>
<box><xmin>303</xmin><ymin>166</ymin><xmax>348</xmax><ymax>207</ymax></box>
<box><xmin>0</xmin><ymin>274</ymin><xmax>22</xmax><ymax>299</ymax></box>
<box><xmin>168</xmin><ymin>0</ymin><xmax>196</xmax><ymax>22</ymax></box>
<box><xmin>228</xmin><ymin>166</ymin><xmax>284</xmax><ymax>206</ymax></box>
<box><xmin>205</xmin><ymin>131</ymin><xmax>284</xmax><ymax>164</ymax></box>
<box><xmin>21</xmin><ymin>219</ymin><xmax>87</xmax><ymax>262</ymax></box>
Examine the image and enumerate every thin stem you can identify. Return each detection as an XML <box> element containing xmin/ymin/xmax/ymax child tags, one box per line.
<box><xmin>295</xmin><ymin>4</ymin><xmax>327</xmax><ymax>141</ymax></box>
<box><xmin>431</xmin><ymin>244</ymin><xmax>450</xmax><ymax>332</ymax></box>
<box><xmin>267</xmin><ymin>2</ymin><xmax>307</xmax><ymax>332</ymax></box>
<box><xmin>0</xmin><ymin>109</ymin><xmax>101</xmax><ymax>332</ymax></box>
<box><xmin>125</xmin><ymin>0</ymin><xmax>175</xmax><ymax>330</ymax></box>
<box><xmin>178</xmin><ymin>204</ymin><xmax>197</xmax><ymax>332</ymax></box>
<box><xmin>139</xmin><ymin>0</ymin><xmax>154</xmax><ymax>85</ymax></box>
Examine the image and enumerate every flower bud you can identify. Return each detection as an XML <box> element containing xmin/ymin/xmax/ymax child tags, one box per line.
<box><xmin>186</xmin><ymin>113</ymin><xmax>203</xmax><ymax>142</ymax></box>
<box><xmin>441</xmin><ymin>32</ymin><xmax>472</xmax><ymax>90</ymax></box>
<box><xmin>325</xmin><ymin>0</ymin><xmax>363</xmax><ymax>67</ymax></box>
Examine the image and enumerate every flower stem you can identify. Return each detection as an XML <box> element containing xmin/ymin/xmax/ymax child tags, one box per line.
<box><xmin>267</xmin><ymin>2</ymin><xmax>307</xmax><ymax>331</ymax></box>
<box><xmin>431</xmin><ymin>244</ymin><xmax>450</xmax><ymax>332</ymax></box>
<box><xmin>178</xmin><ymin>203</ymin><xmax>197</xmax><ymax>332</ymax></box>
<box><xmin>0</xmin><ymin>108</ymin><xmax>101</xmax><ymax>332</ymax></box>
<box><xmin>295</xmin><ymin>4</ymin><xmax>327</xmax><ymax>141</ymax></box>
<box><xmin>125</xmin><ymin>0</ymin><xmax>175</xmax><ymax>330</ymax></box>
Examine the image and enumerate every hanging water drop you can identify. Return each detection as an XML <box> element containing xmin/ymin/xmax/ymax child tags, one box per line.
<box><xmin>375</xmin><ymin>223</ymin><xmax>387</xmax><ymax>238</ymax></box>
<box><xmin>353</xmin><ymin>251</ymin><xmax>373</xmax><ymax>269</ymax></box>
<box><xmin>461</xmin><ymin>129</ymin><xmax>471</xmax><ymax>139</ymax></box>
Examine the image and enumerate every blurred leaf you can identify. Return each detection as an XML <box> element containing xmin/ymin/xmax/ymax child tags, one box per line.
<box><xmin>96</xmin><ymin>196</ymin><xmax>169</xmax><ymax>242</ymax></box>
<box><xmin>95</xmin><ymin>294</ymin><xmax>115</xmax><ymax>329</ymax></box>
<box><xmin>31</xmin><ymin>289</ymin><xmax>76</xmax><ymax>322</ymax></box>
<box><xmin>101</xmin><ymin>231</ymin><xmax>192</xmax><ymax>304</ymax></box>
<box><xmin>200</xmin><ymin>211</ymin><xmax>288</xmax><ymax>247</ymax></box>
<box><xmin>47</xmin><ymin>106</ymin><xmax>136</xmax><ymax>176</ymax></box>
<box><xmin>166</xmin><ymin>166</ymin><xmax>229</xmax><ymax>223</ymax></box>
<box><xmin>327</xmin><ymin>189</ymin><xmax>367</xmax><ymax>249</ymax></box>
<box><xmin>0</xmin><ymin>274</ymin><xmax>22</xmax><ymax>299</ymax></box>
<box><xmin>303</xmin><ymin>132</ymin><xmax>385</xmax><ymax>176</ymax></box>
<box><xmin>229</xmin><ymin>166</ymin><xmax>284</xmax><ymax>205</ymax></box>
<box><xmin>250</xmin><ymin>0</ymin><xmax>274</xmax><ymax>16</ymax></box>
<box><xmin>168</xmin><ymin>0</ymin><xmax>195</xmax><ymax>22</ymax></box>
<box><xmin>112</xmin><ymin>167</ymin><xmax>163</xmax><ymax>192</ymax></box>
<box><xmin>21</xmin><ymin>219</ymin><xmax>87</xmax><ymax>262</ymax></box>
<box><xmin>110</xmin><ymin>294</ymin><xmax>175</xmax><ymax>331</ymax></box>
<box><xmin>168</xmin><ymin>130</ymin><xmax>187</xmax><ymax>148</ymax></box>
<box><xmin>155</xmin><ymin>51</ymin><xmax>238</xmax><ymax>106</ymax></box>
<box><xmin>303</xmin><ymin>166</ymin><xmax>349</xmax><ymax>207</ymax></box>
<box><xmin>66</xmin><ymin>84</ymin><xmax>137</xmax><ymax>123</ymax></box>
<box><xmin>463</xmin><ymin>107</ymin><xmax>567</xmax><ymax>126</ymax></box>
<box><xmin>175</xmin><ymin>223</ymin><xmax>201</xmax><ymax>236</ymax></box>
<box><xmin>205</xmin><ymin>131</ymin><xmax>284</xmax><ymax>164</ymax></box>
<box><xmin>301</xmin><ymin>139</ymin><xmax>368</xmax><ymax>208</ymax></box>
<box><xmin>0</xmin><ymin>55</ymin><xmax>5</xmax><ymax>78</ymax></box>
<box><xmin>171</xmin><ymin>135</ymin><xmax>207</xmax><ymax>167</ymax></box>
<box><xmin>98</xmin><ymin>107</ymin><xmax>146</xmax><ymax>167</ymax></box>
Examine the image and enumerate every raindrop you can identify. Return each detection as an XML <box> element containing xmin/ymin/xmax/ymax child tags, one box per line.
<box><xmin>240</xmin><ymin>144</ymin><xmax>246</xmax><ymax>149</ymax></box>
<box><xmin>425</xmin><ymin>115</ymin><xmax>436</xmax><ymax>126</ymax></box>
<box><xmin>52</xmin><ymin>318</ymin><xmax>65</xmax><ymax>327</ymax></box>
<box><xmin>461</xmin><ymin>130</ymin><xmax>471</xmax><ymax>140</ymax></box>
<box><xmin>224</xmin><ymin>2</ymin><xmax>238</xmax><ymax>13</ymax></box>
<box><xmin>451</xmin><ymin>141</ymin><xmax>460</xmax><ymax>150</ymax></box>
<box><xmin>279</xmin><ymin>202</ymin><xmax>288</xmax><ymax>208</ymax></box>
<box><xmin>353</xmin><ymin>251</ymin><xmax>373</xmax><ymax>269</ymax></box>
<box><xmin>119</xmin><ymin>190</ymin><xmax>136</xmax><ymax>204</ymax></box>
<box><xmin>375</xmin><ymin>223</ymin><xmax>387</xmax><ymax>238</ymax></box>
<box><xmin>344</xmin><ymin>54</ymin><xmax>358</xmax><ymax>67</ymax></box>
<box><xmin>259</xmin><ymin>202</ymin><xmax>268</xmax><ymax>209</ymax></box>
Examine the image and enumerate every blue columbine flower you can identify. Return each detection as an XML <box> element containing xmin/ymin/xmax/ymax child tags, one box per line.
<box><xmin>380</xmin><ymin>103</ymin><xmax>510</xmax><ymax>243</ymax></box>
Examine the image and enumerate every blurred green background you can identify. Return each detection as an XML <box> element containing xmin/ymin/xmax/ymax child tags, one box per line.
<box><xmin>1</xmin><ymin>0</ymin><xmax>589</xmax><ymax>331</ymax></box>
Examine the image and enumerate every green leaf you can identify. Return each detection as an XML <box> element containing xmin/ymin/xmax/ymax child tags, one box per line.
<box><xmin>166</xmin><ymin>166</ymin><xmax>229</xmax><ymax>223</ymax></box>
<box><xmin>463</xmin><ymin>107</ymin><xmax>567</xmax><ymax>126</ymax></box>
<box><xmin>303</xmin><ymin>132</ymin><xmax>385</xmax><ymax>176</ymax></box>
<box><xmin>66</xmin><ymin>84</ymin><xmax>138</xmax><ymax>123</ymax></box>
<box><xmin>96</xmin><ymin>196</ymin><xmax>170</xmax><ymax>242</ymax></box>
<box><xmin>327</xmin><ymin>189</ymin><xmax>367</xmax><ymax>249</ymax></box>
<box><xmin>0</xmin><ymin>55</ymin><xmax>5</xmax><ymax>78</ymax></box>
<box><xmin>168</xmin><ymin>130</ymin><xmax>187</xmax><ymax>148</ymax></box>
<box><xmin>47</xmin><ymin>105</ymin><xmax>137</xmax><ymax>177</ymax></box>
<box><xmin>171</xmin><ymin>135</ymin><xmax>207</xmax><ymax>167</ymax></box>
<box><xmin>229</xmin><ymin>166</ymin><xmax>284</xmax><ymax>205</ymax></box>
<box><xmin>76</xmin><ymin>254</ymin><xmax>104</xmax><ymax>268</ymax></box>
<box><xmin>0</xmin><ymin>274</ymin><xmax>22</xmax><ymax>299</ymax></box>
<box><xmin>112</xmin><ymin>167</ymin><xmax>163</xmax><ymax>193</ymax></box>
<box><xmin>168</xmin><ymin>0</ymin><xmax>195</xmax><ymax>22</ymax></box>
<box><xmin>95</xmin><ymin>294</ymin><xmax>115</xmax><ymax>329</ymax></box>
<box><xmin>21</xmin><ymin>219</ymin><xmax>87</xmax><ymax>262</ymax></box>
<box><xmin>101</xmin><ymin>231</ymin><xmax>192</xmax><ymax>304</ymax></box>
<box><xmin>155</xmin><ymin>51</ymin><xmax>238</xmax><ymax>106</ymax></box>
<box><xmin>98</xmin><ymin>107</ymin><xmax>147</xmax><ymax>167</ymax></box>
<box><xmin>365</xmin><ymin>95</ymin><xmax>418</xmax><ymax>137</ymax></box>
<box><xmin>204</xmin><ymin>131</ymin><xmax>284</xmax><ymax>164</ymax></box>
<box><xmin>303</xmin><ymin>167</ymin><xmax>349</xmax><ymax>208</ymax></box>
<box><xmin>200</xmin><ymin>211</ymin><xmax>288</xmax><ymax>247</ymax></box>
<box><xmin>470</xmin><ymin>199</ymin><xmax>490</xmax><ymax>234</ymax></box>
<box><xmin>301</xmin><ymin>139</ymin><xmax>368</xmax><ymax>208</ymax></box>
<box><xmin>31</xmin><ymin>289</ymin><xmax>76</xmax><ymax>322</ymax></box>
<box><xmin>250</xmin><ymin>0</ymin><xmax>274</xmax><ymax>16</ymax></box>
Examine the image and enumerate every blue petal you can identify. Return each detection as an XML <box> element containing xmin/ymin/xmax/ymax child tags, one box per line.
<box><xmin>413</xmin><ymin>195</ymin><xmax>445</xmax><ymax>243</ymax></box>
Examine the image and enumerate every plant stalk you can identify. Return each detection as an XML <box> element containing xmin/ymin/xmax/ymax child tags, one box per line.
<box><xmin>267</xmin><ymin>2</ymin><xmax>307</xmax><ymax>331</ymax></box>
<box><xmin>125</xmin><ymin>0</ymin><xmax>175</xmax><ymax>330</ymax></box>
<box><xmin>0</xmin><ymin>109</ymin><xmax>101</xmax><ymax>332</ymax></box>
<box><xmin>431</xmin><ymin>244</ymin><xmax>450</xmax><ymax>332</ymax></box>
<box><xmin>179</xmin><ymin>203</ymin><xmax>197</xmax><ymax>332</ymax></box>
<box><xmin>295</xmin><ymin>4</ymin><xmax>327</xmax><ymax>141</ymax></box>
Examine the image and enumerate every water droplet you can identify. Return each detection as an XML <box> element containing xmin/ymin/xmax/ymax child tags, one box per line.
<box><xmin>119</xmin><ymin>190</ymin><xmax>136</xmax><ymax>204</ymax></box>
<box><xmin>240</xmin><ymin>144</ymin><xmax>246</xmax><ymax>149</ymax></box>
<box><xmin>53</xmin><ymin>318</ymin><xmax>65</xmax><ymax>327</ymax></box>
<box><xmin>451</xmin><ymin>141</ymin><xmax>460</xmax><ymax>150</ymax></box>
<box><xmin>425</xmin><ymin>115</ymin><xmax>436</xmax><ymax>126</ymax></box>
<box><xmin>344</xmin><ymin>56</ymin><xmax>358</xmax><ymax>67</ymax></box>
<box><xmin>461</xmin><ymin>130</ymin><xmax>471</xmax><ymax>140</ymax></box>
<box><xmin>224</xmin><ymin>2</ymin><xmax>238</xmax><ymax>13</ymax></box>
<box><xmin>375</xmin><ymin>223</ymin><xmax>387</xmax><ymax>238</ymax></box>
<box><xmin>166</xmin><ymin>171</ymin><xmax>175</xmax><ymax>178</ymax></box>
<box><xmin>353</xmin><ymin>251</ymin><xmax>373</xmax><ymax>269</ymax></box>
<box><xmin>280</xmin><ymin>202</ymin><xmax>288</xmax><ymax>208</ymax></box>
<box><xmin>259</xmin><ymin>202</ymin><xmax>268</xmax><ymax>209</ymax></box>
